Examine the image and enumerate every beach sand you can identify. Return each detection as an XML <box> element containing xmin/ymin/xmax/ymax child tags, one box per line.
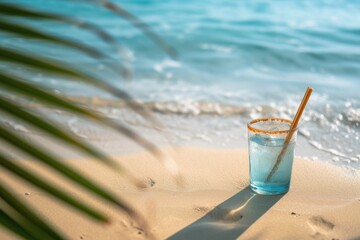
<box><xmin>1</xmin><ymin>147</ymin><xmax>360</xmax><ymax>240</ymax></box>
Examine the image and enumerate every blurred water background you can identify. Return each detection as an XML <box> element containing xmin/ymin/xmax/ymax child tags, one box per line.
<box><xmin>1</xmin><ymin>0</ymin><xmax>359</xmax><ymax>168</ymax></box>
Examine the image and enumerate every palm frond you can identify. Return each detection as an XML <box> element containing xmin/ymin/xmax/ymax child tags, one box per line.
<box><xmin>0</xmin><ymin>209</ymin><xmax>38</xmax><ymax>240</ymax></box>
<box><xmin>0</xmin><ymin>125</ymin><xmax>133</xmax><ymax>214</ymax></box>
<box><xmin>0</xmin><ymin>73</ymin><xmax>179</xmax><ymax>179</ymax></box>
<box><xmin>0</xmin><ymin>19</ymin><xmax>107</xmax><ymax>59</ymax></box>
<box><xmin>0</xmin><ymin>152</ymin><xmax>109</xmax><ymax>223</ymax></box>
<box><xmin>0</xmin><ymin>47</ymin><xmax>163</xmax><ymax>128</ymax></box>
<box><xmin>0</xmin><ymin>3</ymin><xmax>122</xmax><ymax>55</ymax></box>
<box><xmin>0</xmin><ymin>1</ymin><xmax>178</xmax><ymax>239</ymax></box>
<box><xmin>0</xmin><ymin>96</ymin><xmax>137</xmax><ymax>182</ymax></box>
<box><xmin>0</xmin><ymin>3</ymin><xmax>135</xmax><ymax>79</ymax></box>
<box><xmin>100</xmin><ymin>0</ymin><xmax>178</xmax><ymax>60</ymax></box>
<box><xmin>0</xmin><ymin>182</ymin><xmax>65</xmax><ymax>240</ymax></box>
<box><xmin>0</xmin><ymin>2</ymin><xmax>178</xmax><ymax>60</ymax></box>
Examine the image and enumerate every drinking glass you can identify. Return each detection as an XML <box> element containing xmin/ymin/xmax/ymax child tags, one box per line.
<box><xmin>248</xmin><ymin>118</ymin><xmax>297</xmax><ymax>195</ymax></box>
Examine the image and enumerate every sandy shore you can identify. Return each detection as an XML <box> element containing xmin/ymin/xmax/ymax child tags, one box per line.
<box><xmin>1</xmin><ymin>147</ymin><xmax>360</xmax><ymax>240</ymax></box>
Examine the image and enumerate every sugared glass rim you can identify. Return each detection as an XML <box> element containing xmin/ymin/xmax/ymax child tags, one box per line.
<box><xmin>247</xmin><ymin>118</ymin><xmax>297</xmax><ymax>135</ymax></box>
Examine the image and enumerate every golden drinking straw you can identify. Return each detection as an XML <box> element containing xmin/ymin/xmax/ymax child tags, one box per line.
<box><xmin>266</xmin><ymin>87</ymin><xmax>313</xmax><ymax>182</ymax></box>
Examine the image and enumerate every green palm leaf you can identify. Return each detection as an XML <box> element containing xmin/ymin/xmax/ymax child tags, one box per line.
<box><xmin>0</xmin><ymin>96</ymin><xmax>137</xmax><ymax>181</ymax></box>
<box><xmin>0</xmin><ymin>46</ymin><xmax>163</xmax><ymax>128</ymax></box>
<box><xmin>0</xmin><ymin>125</ymin><xmax>134</xmax><ymax>213</ymax></box>
<box><xmin>0</xmin><ymin>1</ymin><xmax>178</xmax><ymax>239</ymax></box>
<box><xmin>0</xmin><ymin>182</ymin><xmax>65</xmax><ymax>240</ymax></box>
<box><xmin>0</xmin><ymin>152</ymin><xmax>109</xmax><ymax>223</ymax></box>
<box><xmin>0</xmin><ymin>2</ymin><xmax>178</xmax><ymax>60</ymax></box>
<box><xmin>0</xmin><ymin>2</ymin><xmax>135</xmax><ymax>79</ymax></box>
<box><xmin>0</xmin><ymin>19</ymin><xmax>107</xmax><ymax>59</ymax></box>
<box><xmin>100</xmin><ymin>0</ymin><xmax>178</xmax><ymax>59</ymax></box>
<box><xmin>0</xmin><ymin>3</ymin><xmax>121</xmax><ymax>54</ymax></box>
<box><xmin>0</xmin><ymin>18</ymin><xmax>127</xmax><ymax>77</ymax></box>
<box><xmin>0</xmin><ymin>209</ymin><xmax>53</xmax><ymax>239</ymax></box>
<box><xmin>0</xmin><ymin>73</ymin><xmax>178</xmax><ymax>177</ymax></box>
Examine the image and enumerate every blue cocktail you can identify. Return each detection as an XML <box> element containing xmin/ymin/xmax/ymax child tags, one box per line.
<box><xmin>248</xmin><ymin>118</ymin><xmax>297</xmax><ymax>195</ymax></box>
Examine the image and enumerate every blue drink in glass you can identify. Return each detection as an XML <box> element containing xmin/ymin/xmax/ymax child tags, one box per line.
<box><xmin>247</xmin><ymin>118</ymin><xmax>297</xmax><ymax>195</ymax></box>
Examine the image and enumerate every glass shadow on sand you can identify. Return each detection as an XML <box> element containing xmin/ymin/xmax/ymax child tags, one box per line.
<box><xmin>167</xmin><ymin>186</ymin><xmax>284</xmax><ymax>240</ymax></box>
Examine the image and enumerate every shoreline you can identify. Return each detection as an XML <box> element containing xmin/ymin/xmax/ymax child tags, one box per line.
<box><xmin>1</xmin><ymin>147</ymin><xmax>359</xmax><ymax>239</ymax></box>
<box><xmin>2</xmin><ymin>104</ymin><xmax>359</xmax><ymax>171</ymax></box>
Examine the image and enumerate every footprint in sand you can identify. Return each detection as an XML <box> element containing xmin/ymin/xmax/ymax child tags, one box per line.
<box><xmin>147</xmin><ymin>177</ymin><xmax>156</xmax><ymax>187</ymax></box>
<box><xmin>194</xmin><ymin>206</ymin><xmax>212</xmax><ymax>214</ymax></box>
<box><xmin>308</xmin><ymin>216</ymin><xmax>335</xmax><ymax>239</ymax></box>
<box><xmin>138</xmin><ymin>177</ymin><xmax>156</xmax><ymax>189</ymax></box>
<box><xmin>291</xmin><ymin>212</ymin><xmax>300</xmax><ymax>217</ymax></box>
<box><xmin>119</xmin><ymin>219</ymin><xmax>145</xmax><ymax>237</ymax></box>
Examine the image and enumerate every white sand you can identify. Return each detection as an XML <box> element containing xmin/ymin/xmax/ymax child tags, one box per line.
<box><xmin>1</xmin><ymin>147</ymin><xmax>359</xmax><ymax>239</ymax></box>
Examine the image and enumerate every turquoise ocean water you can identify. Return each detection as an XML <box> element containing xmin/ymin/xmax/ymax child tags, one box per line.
<box><xmin>1</xmin><ymin>0</ymin><xmax>359</xmax><ymax>167</ymax></box>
